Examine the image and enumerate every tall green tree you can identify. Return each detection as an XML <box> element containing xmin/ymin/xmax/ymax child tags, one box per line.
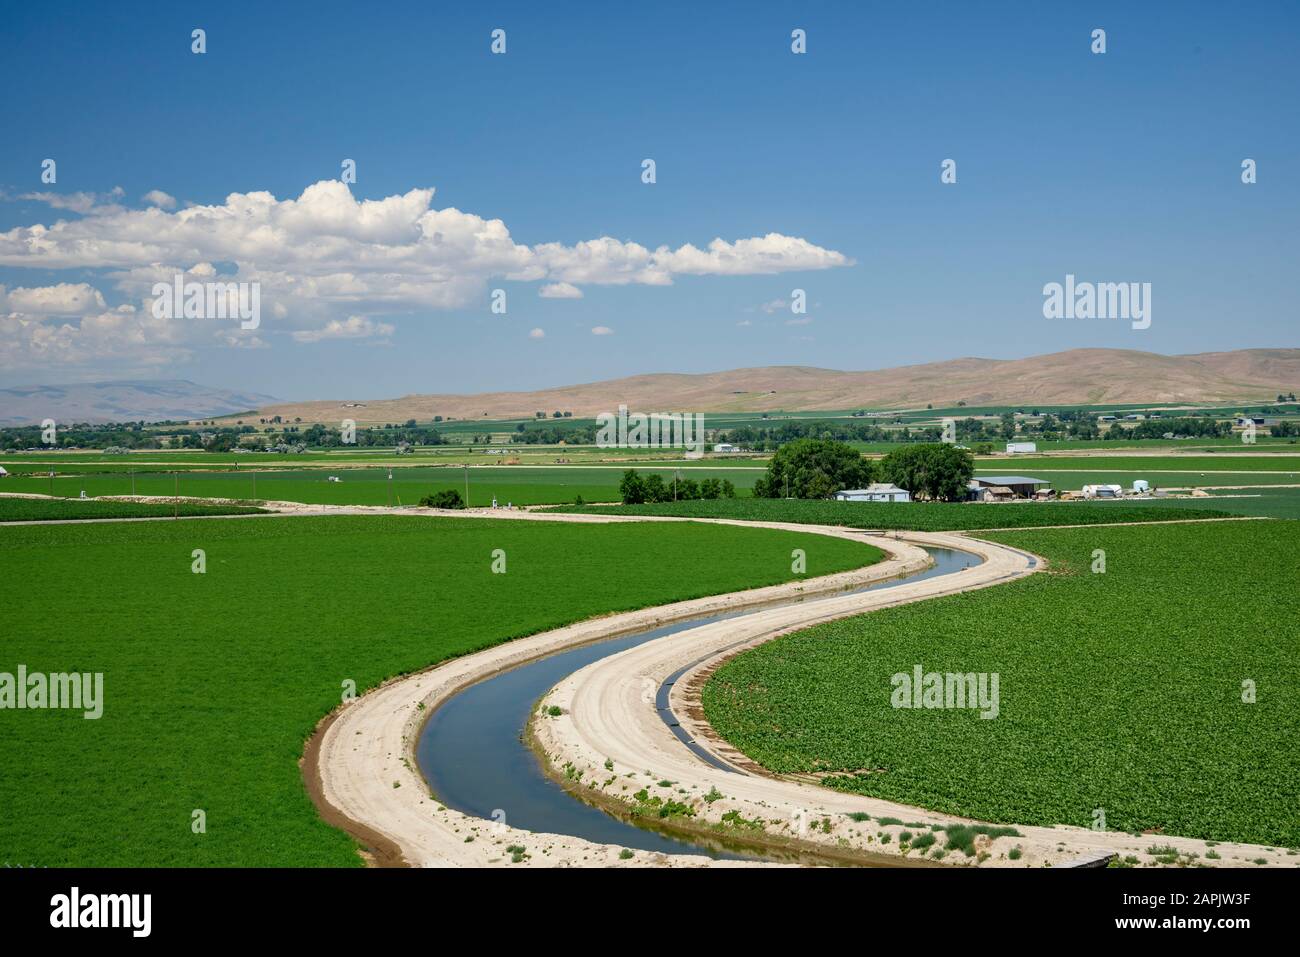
<box><xmin>619</xmin><ymin>469</ymin><xmax>647</xmax><ymax>504</ymax></box>
<box><xmin>879</xmin><ymin>443</ymin><xmax>974</xmax><ymax>501</ymax></box>
<box><xmin>752</xmin><ymin>438</ymin><xmax>873</xmax><ymax>499</ymax></box>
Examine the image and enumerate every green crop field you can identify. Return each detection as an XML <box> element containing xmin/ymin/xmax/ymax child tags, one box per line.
<box><xmin>0</xmin><ymin>449</ymin><xmax>759</xmax><ymax>475</ymax></box>
<box><xmin>0</xmin><ymin>498</ymin><xmax>264</xmax><ymax>522</ymax></box>
<box><xmin>0</xmin><ymin>514</ymin><xmax>881</xmax><ymax>866</ymax></box>
<box><xmin>975</xmin><ymin>470</ymin><xmax>1297</xmax><ymax>490</ymax></box>
<box><xmin>702</xmin><ymin>520</ymin><xmax>1300</xmax><ymax>849</ymax></box>
<box><xmin>0</xmin><ymin>465</ymin><xmax>763</xmax><ymax>507</ymax></box>
<box><xmin>547</xmin><ymin>497</ymin><xmax>1231</xmax><ymax>531</ymax></box>
<box><xmin>976</xmin><ymin>455</ymin><xmax>1300</xmax><ymax>473</ymax></box>
<box><xmin>1119</xmin><ymin>488</ymin><xmax>1300</xmax><ymax>522</ymax></box>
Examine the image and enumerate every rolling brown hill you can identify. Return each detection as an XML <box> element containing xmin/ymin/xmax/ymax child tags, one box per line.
<box><xmin>251</xmin><ymin>348</ymin><xmax>1300</xmax><ymax>425</ymax></box>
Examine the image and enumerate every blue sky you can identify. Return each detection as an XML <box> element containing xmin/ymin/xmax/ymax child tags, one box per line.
<box><xmin>1</xmin><ymin>0</ymin><xmax>1296</xmax><ymax>400</ymax></box>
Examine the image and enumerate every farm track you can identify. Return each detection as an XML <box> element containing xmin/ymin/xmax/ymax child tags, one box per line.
<box><xmin>308</xmin><ymin>511</ymin><xmax>1298</xmax><ymax>868</ymax></box>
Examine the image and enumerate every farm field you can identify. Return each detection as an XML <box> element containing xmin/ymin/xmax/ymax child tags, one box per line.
<box><xmin>974</xmin><ymin>470</ymin><xmax>1298</xmax><ymax>490</ymax></box>
<box><xmin>702</xmin><ymin>520</ymin><xmax>1300</xmax><ymax>849</ymax></box>
<box><xmin>0</xmin><ymin>465</ymin><xmax>762</xmax><ymax>506</ymax></box>
<box><xmin>547</xmin><ymin>498</ymin><xmax>1232</xmax><ymax>531</ymax></box>
<box><xmin>2</xmin><ymin>453</ymin><xmax>1295</xmax><ymax>511</ymax></box>
<box><xmin>1121</xmin><ymin>487</ymin><xmax>1300</xmax><ymax>521</ymax></box>
<box><xmin>0</xmin><ymin>514</ymin><xmax>882</xmax><ymax>866</ymax></box>
<box><xmin>0</xmin><ymin>447</ymin><xmax>750</xmax><ymax>472</ymax></box>
<box><xmin>0</xmin><ymin>498</ymin><xmax>264</xmax><ymax>522</ymax></box>
<box><xmin>976</xmin><ymin>455</ymin><xmax>1300</xmax><ymax>472</ymax></box>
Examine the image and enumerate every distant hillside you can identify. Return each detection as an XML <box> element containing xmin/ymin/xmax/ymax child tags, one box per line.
<box><xmin>0</xmin><ymin>380</ymin><xmax>279</xmax><ymax>426</ymax></box>
<box><xmin>252</xmin><ymin>348</ymin><xmax>1300</xmax><ymax>425</ymax></box>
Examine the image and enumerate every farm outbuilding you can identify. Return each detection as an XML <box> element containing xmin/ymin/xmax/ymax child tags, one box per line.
<box><xmin>0</xmin><ymin>466</ymin><xmax>8</xmax><ymax>478</ymax></box>
<box><xmin>1081</xmin><ymin>483</ymin><xmax>1124</xmax><ymax>499</ymax></box>
<box><xmin>834</xmin><ymin>484</ymin><xmax>912</xmax><ymax>503</ymax></box>
<box><xmin>967</xmin><ymin>475</ymin><xmax>1049</xmax><ymax>500</ymax></box>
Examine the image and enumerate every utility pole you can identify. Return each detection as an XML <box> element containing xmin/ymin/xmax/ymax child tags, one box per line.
<box><xmin>173</xmin><ymin>472</ymin><xmax>179</xmax><ymax>518</ymax></box>
<box><xmin>464</xmin><ymin>465</ymin><xmax>470</xmax><ymax>507</ymax></box>
<box><xmin>49</xmin><ymin>469</ymin><xmax>54</xmax><ymax>497</ymax></box>
<box><xmin>252</xmin><ymin>471</ymin><xmax>256</xmax><ymax>500</ymax></box>
<box><xmin>674</xmin><ymin>469</ymin><xmax>679</xmax><ymax>501</ymax></box>
<box><xmin>387</xmin><ymin>468</ymin><xmax>393</xmax><ymax>508</ymax></box>
<box><xmin>130</xmin><ymin>469</ymin><xmax>135</xmax><ymax>496</ymax></box>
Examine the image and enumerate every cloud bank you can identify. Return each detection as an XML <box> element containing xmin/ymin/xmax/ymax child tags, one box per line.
<box><xmin>0</xmin><ymin>180</ymin><xmax>851</xmax><ymax>370</ymax></box>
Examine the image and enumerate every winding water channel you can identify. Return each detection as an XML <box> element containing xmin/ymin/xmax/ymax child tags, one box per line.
<box><xmin>416</xmin><ymin>544</ymin><xmax>981</xmax><ymax>862</ymax></box>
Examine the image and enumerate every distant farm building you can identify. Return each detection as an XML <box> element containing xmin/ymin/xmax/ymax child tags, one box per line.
<box><xmin>712</xmin><ymin>443</ymin><xmax>740</xmax><ymax>453</ymax></box>
<box><xmin>1132</xmin><ymin>479</ymin><xmax>1151</xmax><ymax>494</ymax></box>
<box><xmin>834</xmin><ymin>484</ymin><xmax>912</xmax><ymax>503</ymax></box>
<box><xmin>967</xmin><ymin>475</ymin><xmax>1049</xmax><ymax>500</ymax></box>
<box><xmin>1005</xmin><ymin>441</ymin><xmax>1037</xmax><ymax>454</ymax></box>
<box><xmin>0</xmin><ymin>466</ymin><xmax>8</xmax><ymax>477</ymax></box>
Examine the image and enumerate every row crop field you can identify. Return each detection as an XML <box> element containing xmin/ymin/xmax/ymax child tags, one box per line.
<box><xmin>1118</xmin><ymin>487</ymin><xmax>1300</xmax><ymax>521</ymax></box>
<box><xmin>0</xmin><ymin>514</ymin><xmax>882</xmax><ymax>866</ymax></box>
<box><xmin>547</xmin><ymin>498</ymin><xmax>1232</xmax><ymax>531</ymax></box>
<box><xmin>0</xmin><ymin>447</ymin><xmax>743</xmax><ymax>473</ymax></box>
<box><xmin>703</xmin><ymin>520</ymin><xmax>1300</xmax><ymax>849</ymax></box>
<box><xmin>0</xmin><ymin>465</ymin><xmax>762</xmax><ymax>507</ymax></box>
<box><xmin>0</xmin><ymin>498</ymin><xmax>265</xmax><ymax>522</ymax></box>
<box><xmin>975</xmin><ymin>455</ymin><xmax>1300</xmax><ymax>473</ymax></box>
<box><xmin>972</xmin><ymin>470</ymin><xmax>1299</xmax><ymax>489</ymax></box>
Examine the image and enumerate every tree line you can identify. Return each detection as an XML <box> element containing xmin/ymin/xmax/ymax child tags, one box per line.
<box><xmin>618</xmin><ymin>470</ymin><xmax>737</xmax><ymax>504</ymax></box>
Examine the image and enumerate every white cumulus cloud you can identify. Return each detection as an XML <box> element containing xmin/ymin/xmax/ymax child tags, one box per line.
<box><xmin>142</xmin><ymin>190</ymin><xmax>178</xmax><ymax>209</ymax></box>
<box><xmin>291</xmin><ymin>315</ymin><xmax>395</xmax><ymax>343</ymax></box>
<box><xmin>538</xmin><ymin>281</ymin><xmax>583</xmax><ymax>299</ymax></box>
<box><xmin>1</xmin><ymin>282</ymin><xmax>107</xmax><ymax>315</ymax></box>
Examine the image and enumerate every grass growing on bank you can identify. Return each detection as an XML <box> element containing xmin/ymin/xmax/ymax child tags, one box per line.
<box><xmin>0</xmin><ymin>514</ymin><xmax>881</xmax><ymax>866</ymax></box>
<box><xmin>545</xmin><ymin>497</ymin><xmax>1232</xmax><ymax>530</ymax></box>
<box><xmin>702</xmin><ymin>520</ymin><xmax>1300</xmax><ymax>848</ymax></box>
<box><xmin>0</xmin><ymin>497</ymin><xmax>265</xmax><ymax>522</ymax></box>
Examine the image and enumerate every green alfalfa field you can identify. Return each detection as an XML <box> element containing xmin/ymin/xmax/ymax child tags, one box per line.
<box><xmin>703</xmin><ymin>519</ymin><xmax>1300</xmax><ymax>850</ymax></box>
<box><xmin>0</xmin><ymin>514</ymin><xmax>881</xmax><ymax>866</ymax></box>
<box><xmin>0</xmin><ymin>497</ymin><xmax>265</xmax><ymax>522</ymax></box>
